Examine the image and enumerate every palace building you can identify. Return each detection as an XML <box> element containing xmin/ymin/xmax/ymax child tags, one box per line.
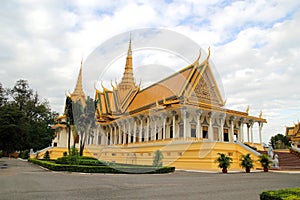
<box><xmin>286</xmin><ymin>123</ymin><xmax>300</xmax><ymax>148</ymax></box>
<box><xmin>50</xmin><ymin>38</ymin><xmax>267</xmax><ymax>170</ymax></box>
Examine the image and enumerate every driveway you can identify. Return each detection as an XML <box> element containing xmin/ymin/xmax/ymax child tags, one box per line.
<box><xmin>0</xmin><ymin>157</ymin><xmax>299</xmax><ymax>200</ymax></box>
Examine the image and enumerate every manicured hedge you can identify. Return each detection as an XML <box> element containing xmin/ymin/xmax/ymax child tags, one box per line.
<box><xmin>28</xmin><ymin>158</ymin><xmax>175</xmax><ymax>174</ymax></box>
<box><xmin>260</xmin><ymin>188</ymin><xmax>300</xmax><ymax>200</ymax></box>
<box><xmin>55</xmin><ymin>156</ymin><xmax>106</xmax><ymax>166</ymax></box>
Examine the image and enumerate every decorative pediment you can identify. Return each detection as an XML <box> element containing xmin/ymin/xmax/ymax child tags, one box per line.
<box><xmin>180</xmin><ymin>49</ymin><xmax>224</xmax><ymax>107</ymax></box>
<box><xmin>190</xmin><ymin>67</ymin><xmax>223</xmax><ymax>106</ymax></box>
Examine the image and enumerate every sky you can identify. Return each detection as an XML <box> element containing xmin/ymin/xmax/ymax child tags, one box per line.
<box><xmin>1</xmin><ymin>0</ymin><xmax>300</xmax><ymax>143</ymax></box>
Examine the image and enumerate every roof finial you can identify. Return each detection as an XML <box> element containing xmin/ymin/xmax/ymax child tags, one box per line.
<box><xmin>259</xmin><ymin>110</ymin><xmax>262</xmax><ymax>118</ymax></box>
<box><xmin>193</xmin><ymin>49</ymin><xmax>202</xmax><ymax>66</ymax></box>
<box><xmin>246</xmin><ymin>105</ymin><xmax>249</xmax><ymax>114</ymax></box>
<box><xmin>206</xmin><ymin>46</ymin><xmax>211</xmax><ymax>61</ymax></box>
<box><xmin>128</xmin><ymin>32</ymin><xmax>132</xmax><ymax>56</ymax></box>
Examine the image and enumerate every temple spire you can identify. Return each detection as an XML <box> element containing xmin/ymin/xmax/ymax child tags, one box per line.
<box><xmin>117</xmin><ymin>35</ymin><xmax>138</xmax><ymax>104</ymax></box>
<box><xmin>119</xmin><ymin>35</ymin><xmax>136</xmax><ymax>90</ymax></box>
<box><xmin>71</xmin><ymin>60</ymin><xmax>86</xmax><ymax>106</ymax></box>
<box><xmin>128</xmin><ymin>33</ymin><xmax>132</xmax><ymax>56</ymax></box>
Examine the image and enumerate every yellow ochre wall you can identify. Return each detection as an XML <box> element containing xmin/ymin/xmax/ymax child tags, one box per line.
<box><xmin>37</xmin><ymin>141</ymin><xmax>262</xmax><ymax>171</ymax></box>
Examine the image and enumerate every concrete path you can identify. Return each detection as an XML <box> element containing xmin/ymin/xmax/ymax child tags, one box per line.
<box><xmin>0</xmin><ymin>157</ymin><xmax>299</xmax><ymax>200</ymax></box>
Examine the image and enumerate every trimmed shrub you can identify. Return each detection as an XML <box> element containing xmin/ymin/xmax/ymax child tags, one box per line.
<box><xmin>260</xmin><ymin>188</ymin><xmax>300</xmax><ymax>200</ymax></box>
<box><xmin>19</xmin><ymin>150</ymin><xmax>29</xmax><ymax>159</ymax></box>
<box><xmin>28</xmin><ymin>158</ymin><xmax>175</xmax><ymax>174</ymax></box>
<box><xmin>43</xmin><ymin>151</ymin><xmax>50</xmax><ymax>161</ymax></box>
<box><xmin>79</xmin><ymin>156</ymin><xmax>98</xmax><ymax>160</ymax></box>
<box><xmin>153</xmin><ymin>150</ymin><xmax>163</xmax><ymax>167</ymax></box>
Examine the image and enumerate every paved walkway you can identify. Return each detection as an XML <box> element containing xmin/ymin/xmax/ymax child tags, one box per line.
<box><xmin>0</xmin><ymin>157</ymin><xmax>299</xmax><ymax>200</ymax></box>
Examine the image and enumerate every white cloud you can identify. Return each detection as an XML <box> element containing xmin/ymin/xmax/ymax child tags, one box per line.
<box><xmin>0</xmin><ymin>0</ymin><xmax>300</xmax><ymax>143</ymax></box>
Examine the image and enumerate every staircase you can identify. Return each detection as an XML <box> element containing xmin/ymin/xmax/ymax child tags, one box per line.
<box><xmin>258</xmin><ymin>150</ymin><xmax>300</xmax><ymax>170</ymax></box>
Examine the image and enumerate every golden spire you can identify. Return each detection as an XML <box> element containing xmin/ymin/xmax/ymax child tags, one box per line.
<box><xmin>119</xmin><ymin>35</ymin><xmax>136</xmax><ymax>91</ymax></box>
<box><xmin>71</xmin><ymin>60</ymin><xmax>86</xmax><ymax>106</ymax></box>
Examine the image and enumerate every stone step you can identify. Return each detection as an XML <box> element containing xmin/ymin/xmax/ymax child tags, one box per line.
<box><xmin>257</xmin><ymin>150</ymin><xmax>300</xmax><ymax>170</ymax></box>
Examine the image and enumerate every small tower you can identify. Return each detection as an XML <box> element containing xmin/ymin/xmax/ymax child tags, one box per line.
<box><xmin>117</xmin><ymin>35</ymin><xmax>138</xmax><ymax>103</ymax></box>
<box><xmin>71</xmin><ymin>60</ymin><xmax>86</xmax><ymax>106</ymax></box>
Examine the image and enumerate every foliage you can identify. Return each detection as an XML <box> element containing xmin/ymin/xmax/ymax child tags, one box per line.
<box><xmin>72</xmin><ymin>96</ymin><xmax>96</xmax><ymax>156</ymax></box>
<box><xmin>70</xmin><ymin>146</ymin><xmax>79</xmax><ymax>156</ymax></box>
<box><xmin>153</xmin><ymin>150</ymin><xmax>163</xmax><ymax>167</ymax></box>
<box><xmin>63</xmin><ymin>151</ymin><xmax>67</xmax><ymax>157</ymax></box>
<box><xmin>215</xmin><ymin>153</ymin><xmax>233</xmax><ymax>170</ymax></box>
<box><xmin>43</xmin><ymin>150</ymin><xmax>50</xmax><ymax>160</ymax></box>
<box><xmin>29</xmin><ymin>158</ymin><xmax>175</xmax><ymax>174</ymax></box>
<box><xmin>19</xmin><ymin>149</ymin><xmax>30</xmax><ymax>159</ymax></box>
<box><xmin>64</xmin><ymin>96</ymin><xmax>74</xmax><ymax>154</ymax></box>
<box><xmin>56</xmin><ymin>157</ymin><xmax>105</xmax><ymax>166</ymax></box>
<box><xmin>258</xmin><ymin>154</ymin><xmax>272</xmax><ymax>169</ymax></box>
<box><xmin>260</xmin><ymin>188</ymin><xmax>300</xmax><ymax>200</ymax></box>
<box><xmin>0</xmin><ymin>80</ymin><xmax>58</xmax><ymax>155</ymax></box>
<box><xmin>240</xmin><ymin>154</ymin><xmax>254</xmax><ymax>171</ymax></box>
<box><xmin>0</xmin><ymin>150</ymin><xmax>2</xmax><ymax>158</ymax></box>
<box><xmin>269</xmin><ymin>134</ymin><xmax>290</xmax><ymax>149</ymax></box>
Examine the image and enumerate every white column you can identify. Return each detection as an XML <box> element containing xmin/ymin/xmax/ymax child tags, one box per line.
<box><xmin>100</xmin><ymin>127</ymin><xmax>105</xmax><ymax>145</ymax></box>
<box><xmin>239</xmin><ymin>118</ymin><xmax>245</xmax><ymax>142</ymax></box>
<box><xmin>133</xmin><ymin>119</ymin><xmax>137</xmax><ymax>143</ymax></box>
<box><xmin>162</xmin><ymin>114</ymin><xmax>166</xmax><ymax>140</ymax></box>
<box><xmin>208</xmin><ymin>112</ymin><xmax>214</xmax><ymax>141</ymax></box>
<box><xmin>229</xmin><ymin>116</ymin><xmax>235</xmax><ymax>143</ymax></box>
<box><xmin>114</xmin><ymin>125</ymin><xmax>117</xmax><ymax>145</ymax></box>
<box><xmin>118</xmin><ymin>123</ymin><xmax>122</xmax><ymax>144</ymax></box>
<box><xmin>183</xmin><ymin>108</ymin><xmax>187</xmax><ymax>139</ymax></box>
<box><xmin>110</xmin><ymin>126</ymin><xmax>113</xmax><ymax>145</ymax></box>
<box><xmin>196</xmin><ymin>110</ymin><xmax>202</xmax><ymax>139</ymax></box>
<box><xmin>250</xmin><ymin>121</ymin><xmax>254</xmax><ymax>144</ymax></box>
<box><xmin>123</xmin><ymin>123</ymin><xmax>126</xmax><ymax>145</ymax></box>
<box><xmin>139</xmin><ymin>116</ymin><xmax>143</xmax><ymax>142</ymax></box>
<box><xmin>259</xmin><ymin>122</ymin><xmax>263</xmax><ymax>145</ymax></box>
<box><xmin>219</xmin><ymin>114</ymin><xmax>225</xmax><ymax>142</ymax></box>
<box><xmin>171</xmin><ymin>111</ymin><xmax>176</xmax><ymax>139</ymax></box>
<box><xmin>128</xmin><ymin>119</ymin><xmax>132</xmax><ymax>144</ymax></box>
<box><xmin>247</xmin><ymin>123</ymin><xmax>250</xmax><ymax>143</ymax></box>
<box><xmin>146</xmin><ymin>117</ymin><xmax>149</xmax><ymax>142</ymax></box>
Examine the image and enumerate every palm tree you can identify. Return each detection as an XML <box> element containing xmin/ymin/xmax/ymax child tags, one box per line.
<box><xmin>64</xmin><ymin>96</ymin><xmax>74</xmax><ymax>154</ymax></box>
<box><xmin>73</xmin><ymin>96</ymin><xmax>96</xmax><ymax>156</ymax></box>
<box><xmin>240</xmin><ymin>153</ymin><xmax>254</xmax><ymax>173</ymax></box>
<box><xmin>215</xmin><ymin>153</ymin><xmax>233</xmax><ymax>173</ymax></box>
<box><xmin>258</xmin><ymin>154</ymin><xmax>272</xmax><ymax>172</ymax></box>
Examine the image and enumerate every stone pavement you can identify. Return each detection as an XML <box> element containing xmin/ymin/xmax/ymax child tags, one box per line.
<box><xmin>0</xmin><ymin>157</ymin><xmax>299</xmax><ymax>200</ymax></box>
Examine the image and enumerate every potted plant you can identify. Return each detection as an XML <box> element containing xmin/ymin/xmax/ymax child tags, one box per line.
<box><xmin>240</xmin><ymin>153</ymin><xmax>254</xmax><ymax>173</ymax></box>
<box><xmin>258</xmin><ymin>154</ymin><xmax>272</xmax><ymax>172</ymax></box>
<box><xmin>215</xmin><ymin>153</ymin><xmax>233</xmax><ymax>173</ymax></box>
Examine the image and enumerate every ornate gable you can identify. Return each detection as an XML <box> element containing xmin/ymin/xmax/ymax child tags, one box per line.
<box><xmin>190</xmin><ymin>67</ymin><xmax>223</xmax><ymax>106</ymax></box>
<box><xmin>180</xmin><ymin>49</ymin><xmax>224</xmax><ymax>107</ymax></box>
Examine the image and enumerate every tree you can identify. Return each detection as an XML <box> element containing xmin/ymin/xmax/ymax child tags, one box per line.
<box><xmin>240</xmin><ymin>154</ymin><xmax>254</xmax><ymax>173</ymax></box>
<box><xmin>73</xmin><ymin>96</ymin><xmax>96</xmax><ymax>156</ymax></box>
<box><xmin>153</xmin><ymin>150</ymin><xmax>163</xmax><ymax>167</ymax></box>
<box><xmin>0</xmin><ymin>83</ymin><xmax>7</xmax><ymax>106</ymax></box>
<box><xmin>269</xmin><ymin>134</ymin><xmax>290</xmax><ymax>149</ymax></box>
<box><xmin>0</xmin><ymin>80</ymin><xmax>57</xmax><ymax>155</ymax></box>
<box><xmin>215</xmin><ymin>153</ymin><xmax>232</xmax><ymax>173</ymax></box>
<box><xmin>64</xmin><ymin>96</ymin><xmax>74</xmax><ymax>154</ymax></box>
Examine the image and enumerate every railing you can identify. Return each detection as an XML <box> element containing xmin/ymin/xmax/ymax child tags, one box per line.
<box><xmin>32</xmin><ymin>146</ymin><xmax>53</xmax><ymax>155</ymax></box>
<box><xmin>291</xmin><ymin>143</ymin><xmax>300</xmax><ymax>153</ymax></box>
<box><xmin>235</xmin><ymin>141</ymin><xmax>261</xmax><ymax>156</ymax></box>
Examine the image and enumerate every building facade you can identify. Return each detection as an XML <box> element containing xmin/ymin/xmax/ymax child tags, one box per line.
<box><xmin>51</xmin><ymin>38</ymin><xmax>267</xmax><ymax>170</ymax></box>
